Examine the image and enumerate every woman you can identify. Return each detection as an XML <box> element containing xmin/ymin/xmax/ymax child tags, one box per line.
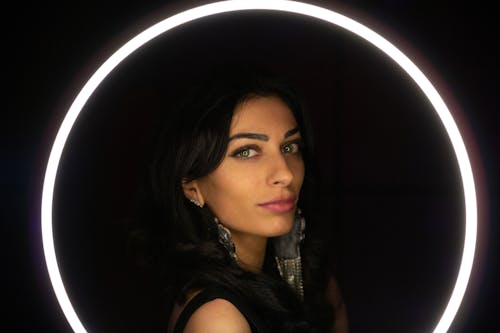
<box><xmin>133</xmin><ymin>66</ymin><xmax>348</xmax><ymax>332</ymax></box>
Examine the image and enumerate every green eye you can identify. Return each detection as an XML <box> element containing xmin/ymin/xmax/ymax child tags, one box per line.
<box><xmin>233</xmin><ymin>147</ymin><xmax>258</xmax><ymax>159</ymax></box>
<box><xmin>239</xmin><ymin>149</ymin><xmax>250</xmax><ymax>157</ymax></box>
<box><xmin>282</xmin><ymin>142</ymin><xmax>300</xmax><ymax>154</ymax></box>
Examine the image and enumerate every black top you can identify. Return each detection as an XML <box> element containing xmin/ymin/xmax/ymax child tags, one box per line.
<box><xmin>172</xmin><ymin>286</ymin><xmax>269</xmax><ymax>333</ymax></box>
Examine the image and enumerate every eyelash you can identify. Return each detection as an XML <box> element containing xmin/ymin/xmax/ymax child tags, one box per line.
<box><xmin>231</xmin><ymin>140</ymin><xmax>303</xmax><ymax>159</ymax></box>
<box><xmin>282</xmin><ymin>141</ymin><xmax>301</xmax><ymax>154</ymax></box>
<box><xmin>231</xmin><ymin>145</ymin><xmax>259</xmax><ymax>159</ymax></box>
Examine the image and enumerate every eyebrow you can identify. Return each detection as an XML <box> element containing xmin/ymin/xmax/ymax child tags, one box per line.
<box><xmin>228</xmin><ymin>127</ymin><xmax>300</xmax><ymax>142</ymax></box>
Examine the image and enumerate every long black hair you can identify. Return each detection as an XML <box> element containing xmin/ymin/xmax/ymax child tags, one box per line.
<box><xmin>130</xmin><ymin>65</ymin><xmax>334</xmax><ymax>332</ymax></box>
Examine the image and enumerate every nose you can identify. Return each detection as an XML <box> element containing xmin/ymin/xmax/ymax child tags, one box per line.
<box><xmin>267</xmin><ymin>154</ymin><xmax>294</xmax><ymax>187</ymax></box>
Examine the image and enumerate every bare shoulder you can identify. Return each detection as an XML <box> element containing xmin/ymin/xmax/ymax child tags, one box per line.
<box><xmin>326</xmin><ymin>275</ymin><xmax>349</xmax><ymax>333</ymax></box>
<box><xmin>183</xmin><ymin>298</ymin><xmax>252</xmax><ymax>333</ymax></box>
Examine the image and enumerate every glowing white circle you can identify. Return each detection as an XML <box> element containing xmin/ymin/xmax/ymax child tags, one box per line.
<box><xmin>41</xmin><ymin>1</ymin><xmax>477</xmax><ymax>332</ymax></box>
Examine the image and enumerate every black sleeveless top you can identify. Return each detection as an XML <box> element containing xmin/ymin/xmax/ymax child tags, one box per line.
<box><xmin>172</xmin><ymin>286</ymin><xmax>270</xmax><ymax>333</ymax></box>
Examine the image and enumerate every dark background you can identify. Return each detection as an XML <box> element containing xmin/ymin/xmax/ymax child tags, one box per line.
<box><xmin>5</xmin><ymin>0</ymin><xmax>498</xmax><ymax>332</ymax></box>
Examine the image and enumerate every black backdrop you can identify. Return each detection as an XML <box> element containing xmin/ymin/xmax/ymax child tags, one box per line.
<box><xmin>5</xmin><ymin>0</ymin><xmax>498</xmax><ymax>332</ymax></box>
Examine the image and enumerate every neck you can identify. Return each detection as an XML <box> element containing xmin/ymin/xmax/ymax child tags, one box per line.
<box><xmin>231</xmin><ymin>233</ymin><xmax>268</xmax><ymax>272</ymax></box>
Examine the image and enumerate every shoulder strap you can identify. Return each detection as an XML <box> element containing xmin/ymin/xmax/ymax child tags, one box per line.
<box><xmin>172</xmin><ymin>287</ymin><xmax>267</xmax><ymax>333</ymax></box>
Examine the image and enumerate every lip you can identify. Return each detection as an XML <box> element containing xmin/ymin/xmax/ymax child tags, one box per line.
<box><xmin>257</xmin><ymin>196</ymin><xmax>297</xmax><ymax>213</ymax></box>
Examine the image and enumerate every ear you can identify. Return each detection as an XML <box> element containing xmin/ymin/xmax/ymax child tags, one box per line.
<box><xmin>181</xmin><ymin>178</ymin><xmax>205</xmax><ymax>207</ymax></box>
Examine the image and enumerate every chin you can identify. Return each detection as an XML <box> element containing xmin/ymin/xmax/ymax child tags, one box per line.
<box><xmin>266</xmin><ymin>216</ymin><xmax>295</xmax><ymax>237</ymax></box>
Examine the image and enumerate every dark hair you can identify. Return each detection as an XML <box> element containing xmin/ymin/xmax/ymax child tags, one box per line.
<box><xmin>131</xmin><ymin>65</ymin><xmax>334</xmax><ymax>332</ymax></box>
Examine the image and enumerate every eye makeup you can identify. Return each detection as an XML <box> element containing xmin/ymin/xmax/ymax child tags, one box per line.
<box><xmin>230</xmin><ymin>144</ymin><xmax>260</xmax><ymax>159</ymax></box>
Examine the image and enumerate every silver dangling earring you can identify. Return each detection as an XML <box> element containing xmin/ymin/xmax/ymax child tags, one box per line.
<box><xmin>214</xmin><ymin>217</ymin><xmax>238</xmax><ymax>264</ymax></box>
<box><xmin>189</xmin><ymin>198</ymin><xmax>203</xmax><ymax>208</ymax></box>
<box><xmin>272</xmin><ymin>208</ymin><xmax>305</xmax><ymax>300</ymax></box>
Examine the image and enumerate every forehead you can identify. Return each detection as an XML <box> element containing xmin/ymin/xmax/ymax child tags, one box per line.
<box><xmin>230</xmin><ymin>96</ymin><xmax>297</xmax><ymax>134</ymax></box>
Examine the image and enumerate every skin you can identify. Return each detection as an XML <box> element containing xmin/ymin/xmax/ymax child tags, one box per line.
<box><xmin>183</xmin><ymin>298</ymin><xmax>251</xmax><ymax>333</ymax></box>
<box><xmin>182</xmin><ymin>95</ymin><xmax>305</xmax><ymax>271</ymax></box>
<box><xmin>176</xmin><ymin>96</ymin><xmax>305</xmax><ymax>332</ymax></box>
<box><xmin>326</xmin><ymin>276</ymin><xmax>350</xmax><ymax>333</ymax></box>
<box><xmin>178</xmin><ymin>96</ymin><xmax>348</xmax><ymax>332</ymax></box>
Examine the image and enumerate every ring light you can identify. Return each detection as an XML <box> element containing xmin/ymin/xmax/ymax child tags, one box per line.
<box><xmin>41</xmin><ymin>1</ymin><xmax>477</xmax><ymax>332</ymax></box>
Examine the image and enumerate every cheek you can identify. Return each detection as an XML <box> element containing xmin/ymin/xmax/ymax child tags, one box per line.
<box><xmin>291</xmin><ymin>159</ymin><xmax>305</xmax><ymax>186</ymax></box>
<box><xmin>203</xmin><ymin>174</ymin><xmax>251</xmax><ymax>212</ymax></box>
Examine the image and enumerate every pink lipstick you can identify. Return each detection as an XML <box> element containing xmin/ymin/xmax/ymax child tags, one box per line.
<box><xmin>258</xmin><ymin>196</ymin><xmax>296</xmax><ymax>213</ymax></box>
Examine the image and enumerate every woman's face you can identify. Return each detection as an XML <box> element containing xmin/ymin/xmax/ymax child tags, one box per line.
<box><xmin>188</xmin><ymin>96</ymin><xmax>305</xmax><ymax>243</ymax></box>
